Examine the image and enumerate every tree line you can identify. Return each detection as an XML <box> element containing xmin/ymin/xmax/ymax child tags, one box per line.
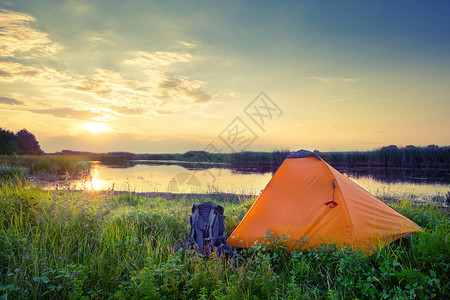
<box><xmin>1</xmin><ymin>126</ymin><xmax>448</xmax><ymax>168</ymax></box>
<box><xmin>0</xmin><ymin>128</ymin><xmax>44</xmax><ymax>155</ymax></box>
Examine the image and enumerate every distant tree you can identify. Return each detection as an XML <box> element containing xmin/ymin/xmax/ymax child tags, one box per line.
<box><xmin>15</xmin><ymin>129</ymin><xmax>44</xmax><ymax>155</ymax></box>
<box><xmin>0</xmin><ymin>127</ymin><xmax>19</xmax><ymax>155</ymax></box>
<box><xmin>182</xmin><ymin>151</ymin><xmax>209</xmax><ymax>161</ymax></box>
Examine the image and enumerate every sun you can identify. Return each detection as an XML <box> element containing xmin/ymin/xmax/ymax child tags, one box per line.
<box><xmin>82</xmin><ymin>122</ymin><xmax>110</xmax><ymax>134</ymax></box>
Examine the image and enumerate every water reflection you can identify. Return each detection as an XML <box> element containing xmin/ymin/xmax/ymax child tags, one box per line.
<box><xmin>167</xmin><ymin>172</ymin><xmax>203</xmax><ymax>193</ymax></box>
<box><xmin>336</xmin><ymin>166</ymin><xmax>450</xmax><ymax>185</ymax></box>
<box><xmin>33</xmin><ymin>161</ymin><xmax>449</xmax><ymax>198</ymax></box>
<box><xmin>78</xmin><ymin>163</ymin><xmax>109</xmax><ymax>191</ymax></box>
<box><xmin>344</xmin><ymin>173</ymin><xmax>447</xmax><ymax>197</ymax></box>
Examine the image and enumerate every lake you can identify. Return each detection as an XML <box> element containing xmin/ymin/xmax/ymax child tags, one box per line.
<box><xmin>32</xmin><ymin>160</ymin><xmax>450</xmax><ymax>201</ymax></box>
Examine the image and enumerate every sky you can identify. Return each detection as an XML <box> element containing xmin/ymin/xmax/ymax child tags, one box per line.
<box><xmin>1</xmin><ymin>0</ymin><xmax>449</xmax><ymax>153</ymax></box>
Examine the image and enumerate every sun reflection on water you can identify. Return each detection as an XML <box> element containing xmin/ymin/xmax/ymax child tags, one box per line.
<box><xmin>88</xmin><ymin>166</ymin><xmax>107</xmax><ymax>191</ymax></box>
<box><xmin>78</xmin><ymin>162</ymin><xmax>110</xmax><ymax>191</ymax></box>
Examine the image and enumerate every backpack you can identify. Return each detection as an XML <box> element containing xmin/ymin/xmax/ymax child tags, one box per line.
<box><xmin>185</xmin><ymin>201</ymin><xmax>233</xmax><ymax>257</ymax></box>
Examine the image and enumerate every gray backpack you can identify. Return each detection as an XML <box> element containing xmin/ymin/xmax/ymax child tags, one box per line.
<box><xmin>187</xmin><ymin>201</ymin><xmax>232</xmax><ymax>257</ymax></box>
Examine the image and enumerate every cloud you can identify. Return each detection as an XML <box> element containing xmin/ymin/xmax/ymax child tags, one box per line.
<box><xmin>155</xmin><ymin>109</ymin><xmax>174</xmax><ymax>115</ymax></box>
<box><xmin>0</xmin><ymin>8</ymin><xmax>214</xmax><ymax>121</ymax></box>
<box><xmin>68</xmin><ymin>68</ymin><xmax>147</xmax><ymax>98</ymax></box>
<box><xmin>0</xmin><ymin>9</ymin><xmax>62</xmax><ymax>59</ymax></box>
<box><xmin>67</xmin><ymin>53</ymin><xmax>214</xmax><ymax>114</ymax></box>
<box><xmin>123</xmin><ymin>51</ymin><xmax>214</xmax><ymax>106</ymax></box>
<box><xmin>65</xmin><ymin>1</ymin><xmax>92</xmax><ymax>14</ymax></box>
<box><xmin>157</xmin><ymin>75</ymin><xmax>214</xmax><ymax>104</ymax></box>
<box><xmin>307</xmin><ymin>76</ymin><xmax>359</xmax><ymax>86</ymax></box>
<box><xmin>0</xmin><ymin>96</ymin><xmax>24</xmax><ymax>105</ymax></box>
<box><xmin>185</xmin><ymin>87</ymin><xmax>214</xmax><ymax>103</ymax></box>
<box><xmin>123</xmin><ymin>51</ymin><xmax>192</xmax><ymax>72</ymax></box>
<box><xmin>109</xmin><ymin>106</ymin><xmax>147</xmax><ymax>116</ymax></box>
<box><xmin>88</xmin><ymin>33</ymin><xmax>112</xmax><ymax>43</ymax></box>
<box><xmin>0</xmin><ymin>52</ymin><xmax>214</xmax><ymax>119</ymax></box>
<box><xmin>178</xmin><ymin>41</ymin><xmax>196</xmax><ymax>48</ymax></box>
<box><xmin>0</xmin><ymin>59</ymin><xmax>71</xmax><ymax>83</ymax></box>
<box><xmin>28</xmin><ymin>107</ymin><xmax>101</xmax><ymax>120</ymax></box>
<box><xmin>0</xmin><ymin>59</ymin><xmax>42</xmax><ymax>80</ymax></box>
<box><xmin>66</xmin><ymin>68</ymin><xmax>156</xmax><ymax>114</ymax></box>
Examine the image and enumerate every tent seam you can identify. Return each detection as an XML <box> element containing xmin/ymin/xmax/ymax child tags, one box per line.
<box><xmin>321</xmin><ymin>159</ymin><xmax>356</xmax><ymax>246</ymax></box>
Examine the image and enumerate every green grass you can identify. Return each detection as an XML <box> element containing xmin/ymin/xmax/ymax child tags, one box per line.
<box><xmin>0</xmin><ymin>155</ymin><xmax>91</xmax><ymax>177</ymax></box>
<box><xmin>0</xmin><ymin>181</ymin><xmax>448</xmax><ymax>299</ymax></box>
<box><xmin>0</xmin><ymin>165</ymin><xmax>29</xmax><ymax>181</ymax></box>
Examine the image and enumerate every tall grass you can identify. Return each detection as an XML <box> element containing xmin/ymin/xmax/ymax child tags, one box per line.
<box><xmin>0</xmin><ymin>182</ymin><xmax>448</xmax><ymax>299</ymax></box>
<box><xmin>136</xmin><ymin>145</ymin><xmax>450</xmax><ymax>170</ymax></box>
<box><xmin>317</xmin><ymin>145</ymin><xmax>450</xmax><ymax>168</ymax></box>
<box><xmin>0</xmin><ymin>155</ymin><xmax>90</xmax><ymax>176</ymax></box>
<box><xmin>0</xmin><ymin>165</ymin><xmax>28</xmax><ymax>181</ymax></box>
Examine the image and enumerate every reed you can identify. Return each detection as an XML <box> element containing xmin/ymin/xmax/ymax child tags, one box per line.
<box><xmin>135</xmin><ymin>145</ymin><xmax>450</xmax><ymax>171</ymax></box>
<box><xmin>317</xmin><ymin>145</ymin><xmax>450</xmax><ymax>168</ymax></box>
<box><xmin>0</xmin><ymin>155</ymin><xmax>91</xmax><ymax>176</ymax></box>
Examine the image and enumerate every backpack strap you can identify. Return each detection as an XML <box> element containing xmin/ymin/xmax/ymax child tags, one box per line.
<box><xmin>206</xmin><ymin>203</ymin><xmax>218</xmax><ymax>242</ymax></box>
<box><xmin>189</xmin><ymin>204</ymin><xmax>206</xmax><ymax>252</ymax></box>
<box><xmin>208</xmin><ymin>203</ymin><xmax>227</xmax><ymax>246</ymax></box>
<box><xmin>189</xmin><ymin>204</ymin><xmax>197</xmax><ymax>243</ymax></box>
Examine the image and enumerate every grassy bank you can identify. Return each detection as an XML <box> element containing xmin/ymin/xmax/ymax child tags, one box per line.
<box><xmin>0</xmin><ymin>182</ymin><xmax>448</xmax><ymax>299</ymax></box>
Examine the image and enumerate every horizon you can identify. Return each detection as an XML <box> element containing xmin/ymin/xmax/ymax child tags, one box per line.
<box><xmin>1</xmin><ymin>1</ymin><xmax>449</xmax><ymax>154</ymax></box>
<box><xmin>44</xmin><ymin>144</ymin><xmax>447</xmax><ymax>156</ymax></box>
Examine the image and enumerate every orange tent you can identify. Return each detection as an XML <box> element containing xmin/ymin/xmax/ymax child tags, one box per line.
<box><xmin>228</xmin><ymin>150</ymin><xmax>422</xmax><ymax>254</ymax></box>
